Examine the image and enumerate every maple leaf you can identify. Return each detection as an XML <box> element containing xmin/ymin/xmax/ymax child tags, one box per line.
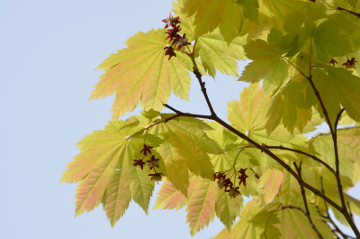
<box><xmin>215</xmin><ymin>187</ymin><xmax>243</xmax><ymax>230</ymax></box>
<box><xmin>258</xmin><ymin>169</ymin><xmax>284</xmax><ymax>204</ymax></box>
<box><xmin>312</xmin><ymin>66</ymin><xmax>360</xmax><ymax>124</ymax></box>
<box><xmin>266</xmin><ymin>75</ymin><xmax>315</xmax><ymax>133</ymax></box>
<box><xmin>186</xmin><ymin>177</ymin><xmax>217</xmax><ymax>236</ymax></box>
<box><xmin>310</xmin><ymin>127</ymin><xmax>360</xmax><ymax>183</ymax></box>
<box><xmin>239</xmin><ymin>39</ymin><xmax>289</xmax><ymax>92</ymax></box>
<box><xmin>153</xmin><ymin>181</ymin><xmax>188</xmax><ymax>210</ymax></box>
<box><xmin>195</xmin><ymin>30</ymin><xmax>246</xmax><ymax>77</ymax></box>
<box><xmin>91</xmin><ymin>29</ymin><xmax>191</xmax><ymax>119</ymax></box>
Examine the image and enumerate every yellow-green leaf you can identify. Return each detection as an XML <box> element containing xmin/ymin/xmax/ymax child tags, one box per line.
<box><xmin>91</xmin><ymin>29</ymin><xmax>191</xmax><ymax>119</ymax></box>
<box><xmin>239</xmin><ymin>39</ymin><xmax>288</xmax><ymax>90</ymax></box>
<box><xmin>215</xmin><ymin>188</ymin><xmax>243</xmax><ymax>230</ymax></box>
<box><xmin>186</xmin><ymin>177</ymin><xmax>217</xmax><ymax>236</ymax></box>
<box><xmin>258</xmin><ymin>169</ymin><xmax>284</xmax><ymax>204</ymax></box>
<box><xmin>153</xmin><ymin>181</ymin><xmax>188</xmax><ymax>210</ymax></box>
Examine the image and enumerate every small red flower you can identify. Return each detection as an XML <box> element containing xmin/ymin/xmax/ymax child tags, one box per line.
<box><xmin>238</xmin><ymin>168</ymin><xmax>248</xmax><ymax>186</ymax></box>
<box><xmin>226</xmin><ymin>186</ymin><xmax>241</xmax><ymax>198</ymax></box>
<box><xmin>140</xmin><ymin>144</ymin><xmax>153</xmax><ymax>156</ymax></box>
<box><xmin>342</xmin><ymin>57</ymin><xmax>357</xmax><ymax>69</ymax></box>
<box><xmin>164</xmin><ymin>46</ymin><xmax>176</xmax><ymax>60</ymax></box>
<box><xmin>329</xmin><ymin>58</ymin><xmax>338</xmax><ymax>67</ymax></box>
<box><xmin>166</xmin><ymin>25</ymin><xmax>181</xmax><ymax>42</ymax></box>
<box><xmin>162</xmin><ymin>12</ymin><xmax>180</xmax><ymax>28</ymax></box>
<box><xmin>149</xmin><ymin>172</ymin><xmax>164</xmax><ymax>182</ymax></box>
<box><xmin>133</xmin><ymin>159</ymin><xmax>145</xmax><ymax>170</ymax></box>
<box><xmin>175</xmin><ymin>34</ymin><xmax>191</xmax><ymax>50</ymax></box>
<box><xmin>146</xmin><ymin>155</ymin><xmax>160</xmax><ymax>170</ymax></box>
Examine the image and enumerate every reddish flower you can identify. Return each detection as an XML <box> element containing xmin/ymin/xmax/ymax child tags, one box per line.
<box><xmin>175</xmin><ymin>34</ymin><xmax>191</xmax><ymax>50</ymax></box>
<box><xmin>223</xmin><ymin>178</ymin><xmax>233</xmax><ymax>190</ymax></box>
<box><xmin>164</xmin><ymin>46</ymin><xmax>176</xmax><ymax>60</ymax></box>
<box><xmin>140</xmin><ymin>144</ymin><xmax>153</xmax><ymax>156</ymax></box>
<box><xmin>166</xmin><ymin>25</ymin><xmax>181</xmax><ymax>42</ymax></box>
<box><xmin>238</xmin><ymin>168</ymin><xmax>248</xmax><ymax>186</ymax></box>
<box><xmin>329</xmin><ymin>58</ymin><xmax>338</xmax><ymax>66</ymax></box>
<box><xmin>227</xmin><ymin>186</ymin><xmax>241</xmax><ymax>198</ymax></box>
<box><xmin>146</xmin><ymin>155</ymin><xmax>160</xmax><ymax>170</ymax></box>
<box><xmin>133</xmin><ymin>159</ymin><xmax>145</xmax><ymax>170</ymax></box>
<box><xmin>342</xmin><ymin>57</ymin><xmax>357</xmax><ymax>69</ymax></box>
<box><xmin>162</xmin><ymin>12</ymin><xmax>180</xmax><ymax>28</ymax></box>
<box><xmin>149</xmin><ymin>172</ymin><xmax>164</xmax><ymax>182</ymax></box>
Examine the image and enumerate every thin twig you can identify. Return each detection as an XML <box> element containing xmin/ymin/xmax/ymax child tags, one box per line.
<box><xmin>337</xmin><ymin>7</ymin><xmax>360</xmax><ymax>18</ymax></box>
<box><xmin>294</xmin><ymin>162</ymin><xmax>323</xmax><ymax>239</ymax></box>
<box><xmin>249</xmin><ymin>167</ymin><xmax>260</xmax><ymax>179</ymax></box>
<box><xmin>264</xmin><ymin>145</ymin><xmax>335</xmax><ymax>174</ymax></box>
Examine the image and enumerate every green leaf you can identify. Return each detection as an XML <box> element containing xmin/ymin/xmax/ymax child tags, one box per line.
<box><xmin>275</xmin><ymin>207</ymin><xmax>333</xmax><ymax>239</ymax></box>
<box><xmin>91</xmin><ymin>29</ymin><xmax>191</xmax><ymax>119</ymax></box>
<box><xmin>163</xmin><ymin>129</ymin><xmax>214</xmax><ymax>179</ymax></box>
<box><xmin>266</xmin><ymin>76</ymin><xmax>314</xmax><ymax>133</ymax></box>
<box><xmin>310</xmin><ymin>127</ymin><xmax>360</xmax><ymax>182</ymax></box>
<box><xmin>215</xmin><ymin>188</ymin><xmax>243</xmax><ymax>230</ymax></box>
<box><xmin>313</xmin><ymin>12</ymin><xmax>357</xmax><ymax>63</ymax></box>
<box><xmin>214</xmin><ymin>199</ymin><xmax>280</xmax><ymax>239</ymax></box>
<box><xmin>239</xmin><ymin>39</ymin><xmax>288</xmax><ymax>91</ymax></box>
<box><xmin>182</xmin><ymin>0</ymin><xmax>244</xmax><ymax>43</ymax></box>
<box><xmin>227</xmin><ymin>83</ymin><xmax>270</xmax><ymax>133</ymax></box>
<box><xmin>196</xmin><ymin>30</ymin><xmax>247</xmax><ymax>77</ymax></box>
<box><xmin>312</xmin><ymin>66</ymin><xmax>360</xmax><ymax>125</ymax></box>
<box><xmin>158</xmin><ymin>141</ymin><xmax>189</xmax><ymax>195</ymax></box>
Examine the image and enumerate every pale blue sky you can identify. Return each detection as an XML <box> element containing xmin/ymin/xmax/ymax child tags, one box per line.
<box><xmin>0</xmin><ymin>0</ymin><xmax>358</xmax><ymax>238</ymax></box>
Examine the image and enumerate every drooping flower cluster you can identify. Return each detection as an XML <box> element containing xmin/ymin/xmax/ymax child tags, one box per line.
<box><xmin>213</xmin><ymin>168</ymin><xmax>249</xmax><ymax>198</ymax></box>
<box><xmin>133</xmin><ymin>144</ymin><xmax>163</xmax><ymax>182</ymax></box>
<box><xmin>162</xmin><ymin>13</ymin><xmax>191</xmax><ymax>60</ymax></box>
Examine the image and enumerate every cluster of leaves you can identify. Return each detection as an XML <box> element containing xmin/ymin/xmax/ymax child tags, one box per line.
<box><xmin>61</xmin><ymin>0</ymin><xmax>360</xmax><ymax>238</ymax></box>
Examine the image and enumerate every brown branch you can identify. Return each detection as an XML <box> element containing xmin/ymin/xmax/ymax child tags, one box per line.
<box><xmin>264</xmin><ymin>145</ymin><xmax>335</xmax><ymax>174</ymax></box>
<box><xmin>294</xmin><ymin>162</ymin><xmax>323</xmax><ymax>239</ymax></box>
<box><xmin>188</xmin><ymin>53</ymin><xmax>217</xmax><ymax>117</ymax></box>
<box><xmin>287</xmin><ymin>50</ymin><xmax>360</xmax><ymax>237</ymax></box>
<box><xmin>337</xmin><ymin>7</ymin><xmax>360</xmax><ymax>18</ymax></box>
<box><xmin>267</xmin><ymin>205</ymin><xmax>307</xmax><ymax>216</ymax></box>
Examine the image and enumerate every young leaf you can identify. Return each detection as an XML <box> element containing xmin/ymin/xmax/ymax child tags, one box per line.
<box><xmin>102</xmin><ymin>149</ymin><xmax>132</xmax><ymax>227</ymax></box>
<box><xmin>239</xmin><ymin>39</ymin><xmax>288</xmax><ymax>91</ymax></box>
<box><xmin>313</xmin><ymin>66</ymin><xmax>360</xmax><ymax>124</ymax></box>
<box><xmin>196</xmin><ymin>30</ymin><xmax>246</xmax><ymax>76</ymax></box>
<box><xmin>153</xmin><ymin>181</ymin><xmax>188</xmax><ymax>210</ymax></box>
<box><xmin>227</xmin><ymin>83</ymin><xmax>270</xmax><ymax>133</ymax></box>
<box><xmin>186</xmin><ymin>177</ymin><xmax>217</xmax><ymax>236</ymax></box>
<box><xmin>182</xmin><ymin>0</ymin><xmax>249</xmax><ymax>43</ymax></box>
<box><xmin>258</xmin><ymin>169</ymin><xmax>284</xmax><ymax>204</ymax></box>
<box><xmin>215</xmin><ymin>188</ymin><xmax>243</xmax><ymax>230</ymax></box>
<box><xmin>91</xmin><ymin>29</ymin><xmax>191</xmax><ymax>119</ymax></box>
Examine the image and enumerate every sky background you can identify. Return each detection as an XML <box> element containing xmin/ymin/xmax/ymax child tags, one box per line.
<box><xmin>0</xmin><ymin>0</ymin><xmax>359</xmax><ymax>238</ymax></box>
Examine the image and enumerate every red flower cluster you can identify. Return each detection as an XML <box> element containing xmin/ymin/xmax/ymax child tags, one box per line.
<box><xmin>133</xmin><ymin>144</ymin><xmax>163</xmax><ymax>182</ymax></box>
<box><xmin>162</xmin><ymin>13</ymin><xmax>191</xmax><ymax>60</ymax></box>
<box><xmin>342</xmin><ymin>57</ymin><xmax>357</xmax><ymax>69</ymax></box>
<box><xmin>329</xmin><ymin>57</ymin><xmax>357</xmax><ymax>69</ymax></box>
<box><xmin>213</xmin><ymin>168</ymin><xmax>249</xmax><ymax>198</ymax></box>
